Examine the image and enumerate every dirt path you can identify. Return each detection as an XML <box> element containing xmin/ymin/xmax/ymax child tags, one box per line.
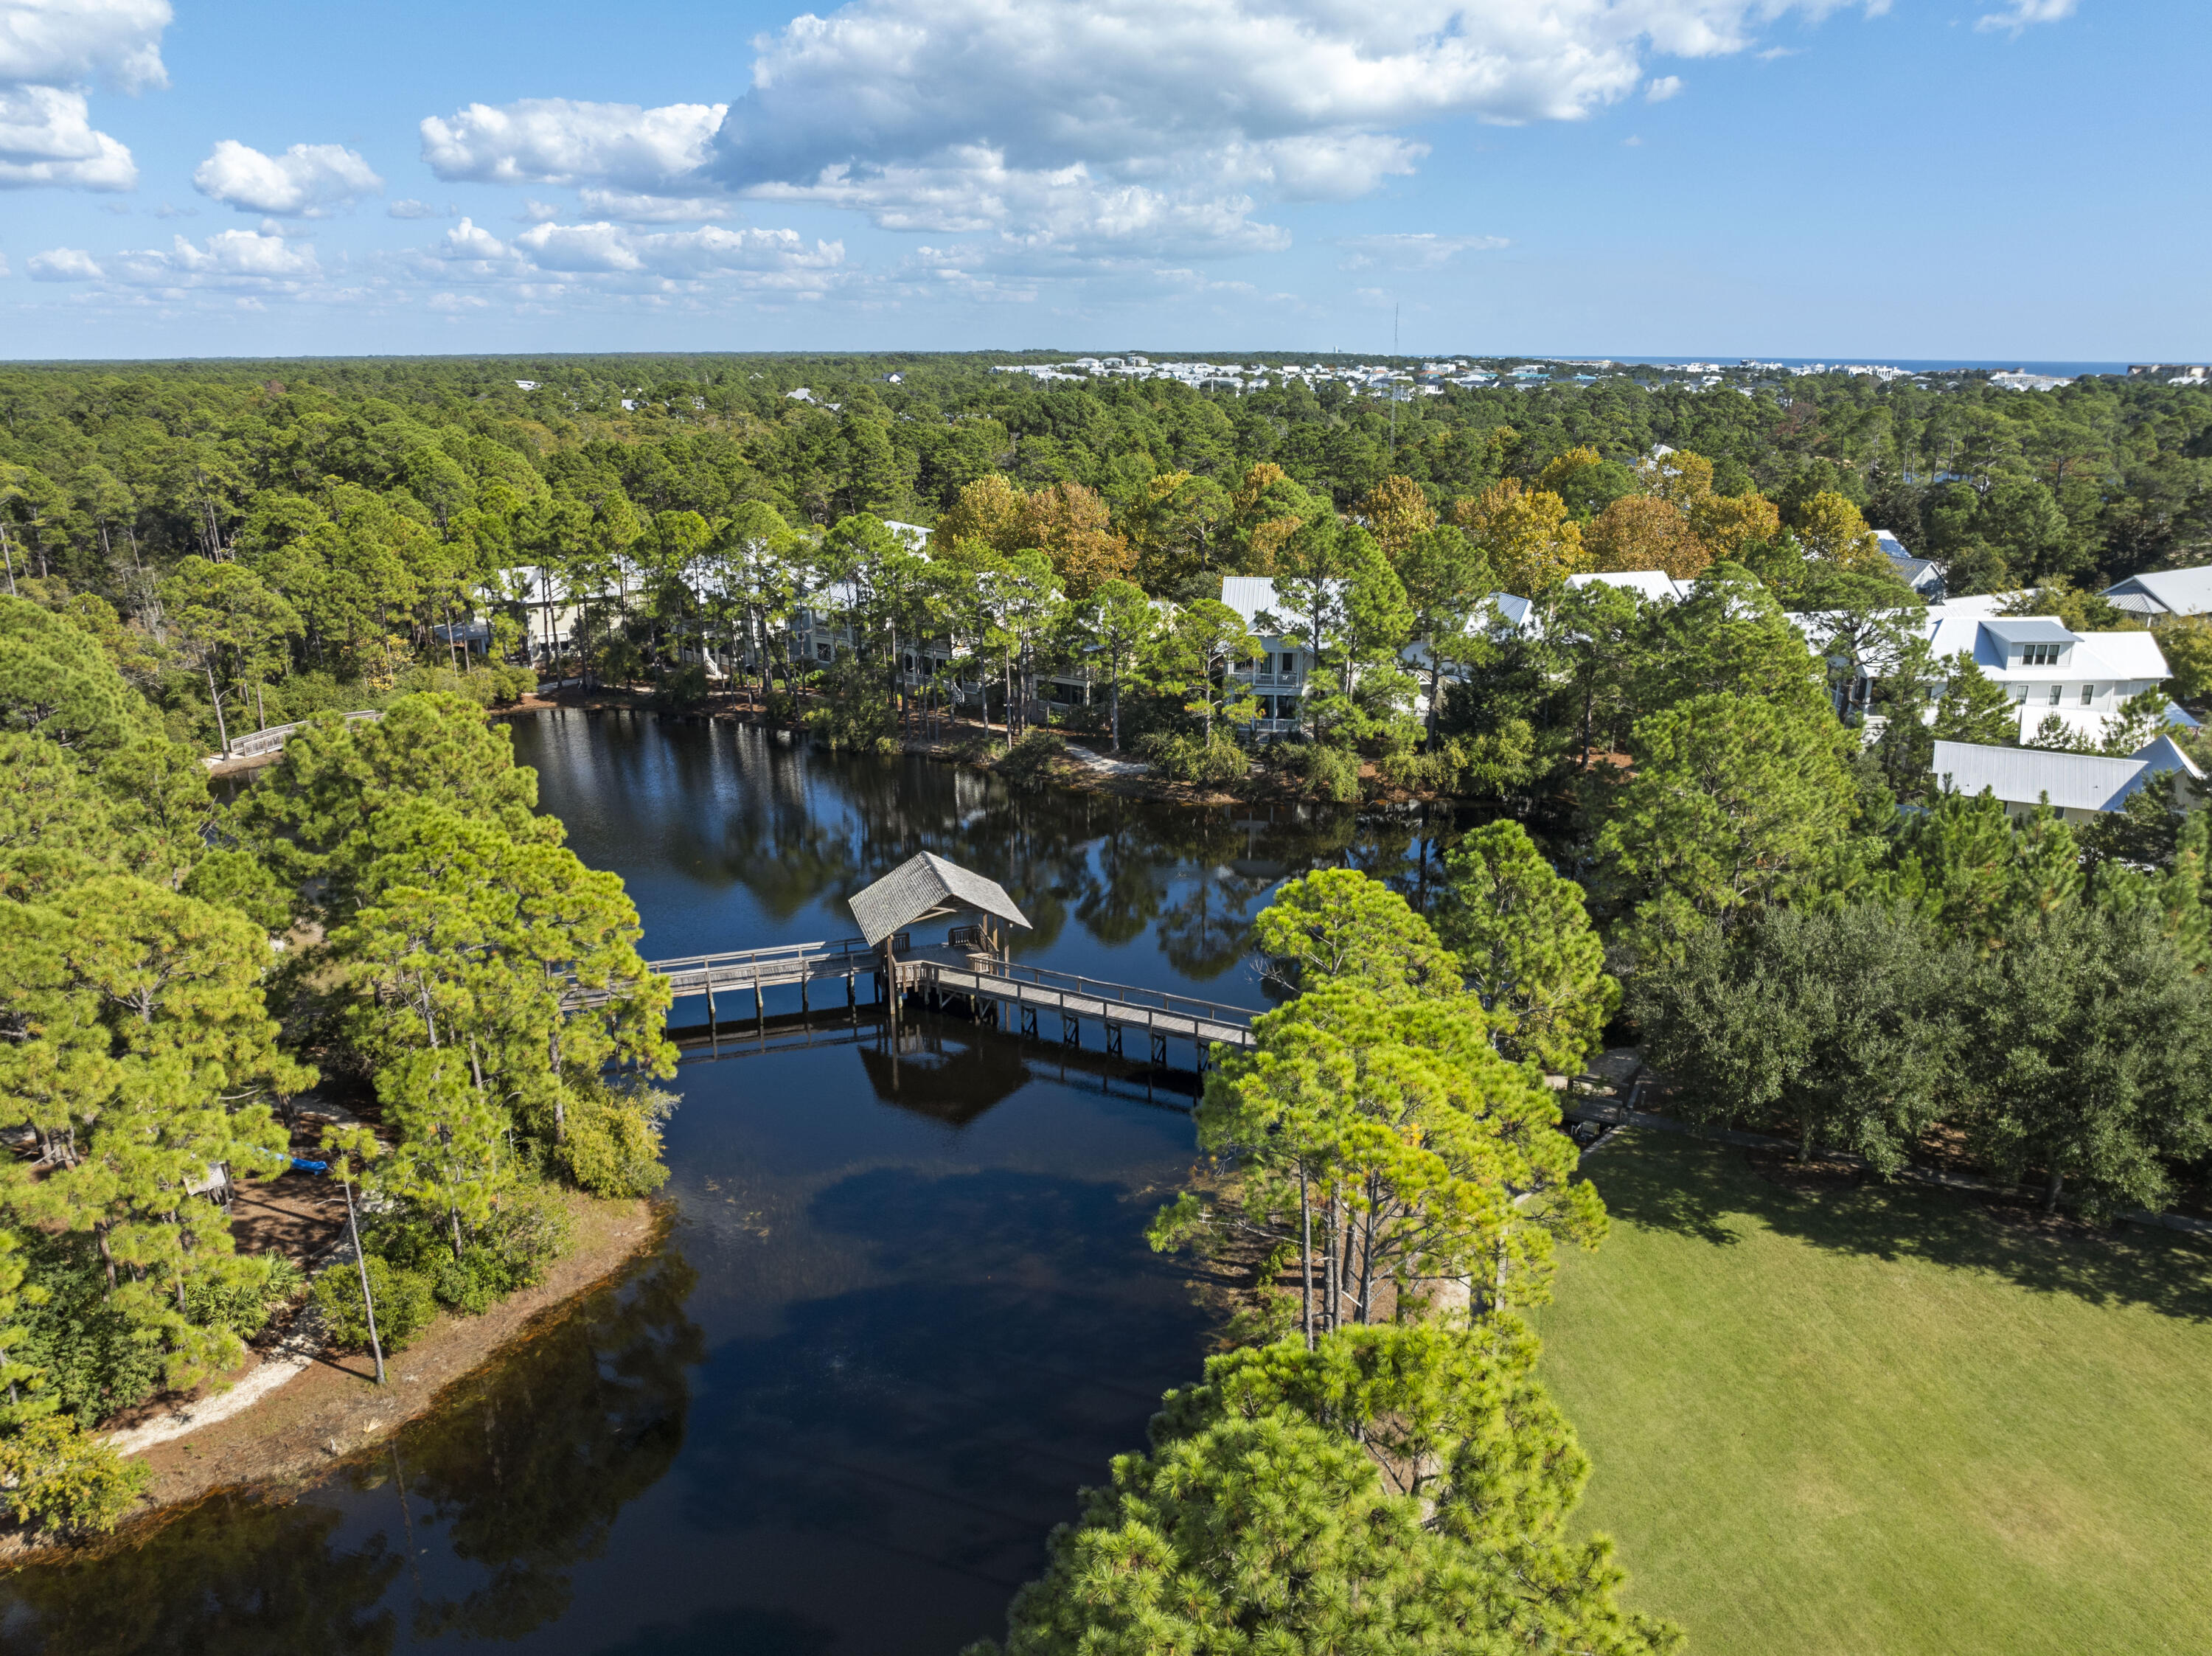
<box><xmin>108</xmin><ymin>1191</ymin><xmax>665</xmax><ymax>1523</ymax></box>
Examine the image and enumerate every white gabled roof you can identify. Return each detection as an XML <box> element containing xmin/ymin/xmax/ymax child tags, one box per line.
<box><xmin>1914</xmin><ymin>615</ymin><xmax>2170</xmax><ymax>683</ymax></box>
<box><xmin>1932</xmin><ymin>737</ymin><xmax>2200</xmax><ymax>815</ymax></box>
<box><xmin>1220</xmin><ymin>575</ymin><xmax>1323</xmax><ymax>636</ymax></box>
<box><xmin>1921</xmin><ymin>594</ymin><xmax>2011</xmax><ymax>621</ymax></box>
<box><xmin>1565</xmin><ymin>571</ymin><xmax>1689</xmax><ymax>603</ymax></box>
<box><xmin>2103</xmin><ymin>565</ymin><xmax>2212</xmax><ymax>617</ymax></box>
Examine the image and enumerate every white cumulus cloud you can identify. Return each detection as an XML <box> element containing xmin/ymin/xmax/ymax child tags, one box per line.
<box><xmin>0</xmin><ymin>0</ymin><xmax>170</xmax><ymax>192</ymax></box>
<box><xmin>695</xmin><ymin>0</ymin><xmax>1890</xmax><ymax>251</ymax></box>
<box><xmin>516</xmin><ymin>220</ymin><xmax>842</xmax><ymax>278</ymax></box>
<box><xmin>427</xmin><ymin>0</ymin><xmax>1908</xmax><ymax>262</ymax></box>
<box><xmin>413</xmin><ymin>212</ymin><xmax>844</xmax><ymax>300</ymax></box>
<box><xmin>0</xmin><ymin>83</ymin><xmax>133</xmax><ymax>187</ymax></box>
<box><xmin>107</xmin><ymin>227</ymin><xmax>321</xmax><ymax>288</ymax></box>
<box><xmin>386</xmin><ymin>197</ymin><xmax>447</xmax><ymax>219</ymax></box>
<box><xmin>0</xmin><ymin>0</ymin><xmax>170</xmax><ymax>91</ymax></box>
<box><xmin>437</xmin><ymin>215</ymin><xmax>513</xmax><ymax>262</ymax></box>
<box><xmin>1646</xmin><ymin>74</ymin><xmax>1684</xmax><ymax>102</ymax></box>
<box><xmin>420</xmin><ymin>97</ymin><xmax>727</xmax><ymax>191</ymax></box>
<box><xmin>577</xmin><ymin>187</ymin><xmax>734</xmax><ymax>222</ymax></box>
<box><xmin>27</xmin><ymin>243</ymin><xmax>100</xmax><ymax>278</ymax></box>
<box><xmin>192</xmin><ymin>139</ymin><xmax>382</xmax><ymax>215</ymax></box>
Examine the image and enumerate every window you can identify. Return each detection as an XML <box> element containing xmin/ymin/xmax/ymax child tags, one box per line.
<box><xmin>2048</xmin><ymin>684</ymin><xmax>2062</xmax><ymax>706</ymax></box>
<box><xmin>2020</xmin><ymin>641</ymin><xmax>2062</xmax><ymax>667</ymax></box>
<box><xmin>816</xmin><ymin>642</ymin><xmax>832</xmax><ymax>663</ymax></box>
<box><xmin>1281</xmin><ymin>651</ymin><xmax>1298</xmax><ymax>677</ymax></box>
<box><xmin>2081</xmin><ymin>683</ymin><xmax>2095</xmax><ymax>706</ymax></box>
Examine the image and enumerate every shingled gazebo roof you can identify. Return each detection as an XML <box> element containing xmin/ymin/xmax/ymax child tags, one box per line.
<box><xmin>848</xmin><ymin>851</ymin><xmax>1032</xmax><ymax>949</ymax></box>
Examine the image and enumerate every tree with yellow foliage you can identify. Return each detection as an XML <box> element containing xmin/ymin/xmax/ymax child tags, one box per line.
<box><xmin>1017</xmin><ymin>481</ymin><xmax>1135</xmax><ymax>598</ymax></box>
<box><xmin>1450</xmin><ymin>481</ymin><xmax>1586</xmax><ymax>597</ymax></box>
<box><xmin>931</xmin><ymin>474</ymin><xmax>1026</xmax><ymax>557</ymax></box>
<box><xmin>1582</xmin><ymin>495</ymin><xmax>1710</xmax><ymax>580</ymax></box>
<box><xmin>1688</xmin><ymin>491</ymin><xmax>1781</xmax><ymax>563</ymax></box>
<box><xmin>1632</xmin><ymin>450</ymin><xmax>1717</xmax><ymax>511</ymax></box>
<box><xmin>1791</xmin><ymin>490</ymin><xmax>1887</xmax><ymax>573</ymax></box>
<box><xmin>1536</xmin><ymin>446</ymin><xmax>1636</xmax><ymax>521</ymax></box>
<box><xmin>1354</xmin><ymin>474</ymin><xmax>1436</xmax><ymax>560</ymax></box>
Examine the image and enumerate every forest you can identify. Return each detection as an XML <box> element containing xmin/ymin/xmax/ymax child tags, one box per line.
<box><xmin>4</xmin><ymin>350</ymin><xmax>2208</xmax><ymax>788</ymax></box>
<box><xmin>5</xmin><ymin>352</ymin><xmax>2212</xmax><ymax>1582</ymax></box>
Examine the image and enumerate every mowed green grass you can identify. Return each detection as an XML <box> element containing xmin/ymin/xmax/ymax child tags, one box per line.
<box><xmin>1531</xmin><ymin>1130</ymin><xmax>2212</xmax><ymax>1656</ymax></box>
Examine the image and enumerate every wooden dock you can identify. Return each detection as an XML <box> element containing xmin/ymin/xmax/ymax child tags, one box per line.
<box><xmin>564</xmin><ymin>933</ymin><xmax>905</xmax><ymax>1016</ymax></box>
<box><xmin>911</xmin><ymin>958</ymin><xmax>1257</xmax><ymax>1058</ymax></box>
<box><xmin>567</xmin><ymin>934</ymin><xmax>1259</xmax><ymax>1062</ymax></box>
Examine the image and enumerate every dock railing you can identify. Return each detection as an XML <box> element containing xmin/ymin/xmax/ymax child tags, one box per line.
<box><xmin>928</xmin><ymin>958</ymin><xmax>1261</xmax><ymax>1046</ymax></box>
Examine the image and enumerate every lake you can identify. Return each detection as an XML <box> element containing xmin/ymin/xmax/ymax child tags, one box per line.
<box><xmin>0</xmin><ymin>712</ymin><xmax>1465</xmax><ymax>1656</ymax></box>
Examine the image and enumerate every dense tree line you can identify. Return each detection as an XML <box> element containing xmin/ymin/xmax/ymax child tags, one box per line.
<box><xmin>0</xmin><ymin>599</ymin><xmax>672</xmax><ymax>1535</ymax></box>
<box><xmin>0</xmin><ymin>354</ymin><xmax>2206</xmax><ymax>772</ymax></box>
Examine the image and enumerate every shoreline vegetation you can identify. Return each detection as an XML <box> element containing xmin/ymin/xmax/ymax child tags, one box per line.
<box><xmin>1</xmin><ymin>608</ymin><xmax>679</xmax><ymax>1547</ymax></box>
<box><xmin>3</xmin><ymin>1193</ymin><xmax>664</xmax><ymax>1562</ymax></box>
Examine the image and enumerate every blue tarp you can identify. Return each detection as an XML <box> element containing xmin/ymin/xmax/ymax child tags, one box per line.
<box><xmin>290</xmin><ymin>1157</ymin><xmax>329</xmax><ymax>1175</ymax></box>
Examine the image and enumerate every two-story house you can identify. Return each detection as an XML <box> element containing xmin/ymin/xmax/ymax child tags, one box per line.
<box><xmin>1922</xmin><ymin>614</ymin><xmax>2171</xmax><ymax>742</ymax></box>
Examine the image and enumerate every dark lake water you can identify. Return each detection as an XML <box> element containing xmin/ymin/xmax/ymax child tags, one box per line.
<box><xmin>0</xmin><ymin>713</ymin><xmax>1468</xmax><ymax>1656</ymax></box>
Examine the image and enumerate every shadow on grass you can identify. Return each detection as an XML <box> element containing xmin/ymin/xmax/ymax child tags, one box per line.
<box><xmin>1596</xmin><ymin>1130</ymin><xmax>2212</xmax><ymax>1323</ymax></box>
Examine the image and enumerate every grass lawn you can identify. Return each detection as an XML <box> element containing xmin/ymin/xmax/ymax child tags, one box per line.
<box><xmin>1531</xmin><ymin>1129</ymin><xmax>2212</xmax><ymax>1656</ymax></box>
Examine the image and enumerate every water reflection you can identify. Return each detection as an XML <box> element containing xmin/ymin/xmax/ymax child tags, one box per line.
<box><xmin>512</xmin><ymin>712</ymin><xmax>1458</xmax><ymax>991</ymax></box>
<box><xmin>0</xmin><ymin>1499</ymin><xmax>400</xmax><ymax>1656</ymax></box>
<box><xmin>1</xmin><ymin>719</ymin><xmax>1484</xmax><ymax>1655</ymax></box>
<box><xmin>385</xmin><ymin>1248</ymin><xmax>704</xmax><ymax>1643</ymax></box>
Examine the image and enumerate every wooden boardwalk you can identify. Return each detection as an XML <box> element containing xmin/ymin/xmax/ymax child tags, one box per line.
<box><xmin>564</xmin><ymin>934</ymin><xmax>902</xmax><ymax>1014</ymax></box>
<box><xmin>914</xmin><ymin>959</ymin><xmax>1257</xmax><ymax>1055</ymax></box>
<box><xmin>566</xmin><ymin>934</ymin><xmax>1259</xmax><ymax>1060</ymax></box>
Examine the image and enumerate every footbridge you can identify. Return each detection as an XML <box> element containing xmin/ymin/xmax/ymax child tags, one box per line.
<box><xmin>570</xmin><ymin>851</ymin><xmax>1261</xmax><ymax>1067</ymax></box>
<box><xmin>568</xmin><ymin>935</ymin><xmax>1257</xmax><ymax>1065</ymax></box>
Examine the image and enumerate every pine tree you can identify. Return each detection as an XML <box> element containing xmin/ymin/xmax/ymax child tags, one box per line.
<box><xmin>971</xmin><ymin>1323</ymin><xmax>1680</xmax><ymax>1656</ymax></box>
<box><xmin>1249</xmin><ymin>868</ymin><xmax>1458</xmax><ymax>1000</ymax></box>
<box><xmin>1435</xmin><ymin>820</ymin><xmax>1618</xmax><ymax>1075</ymax></box>
<box><xmin>1596</xmin><ymin>691</ymin><xmax>1857</xmax><ymax>967</ymax></box>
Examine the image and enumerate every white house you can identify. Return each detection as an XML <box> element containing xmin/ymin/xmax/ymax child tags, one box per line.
<box><xmin>1932</xmin><ymin>736</ymin><xmax>2201</xmax><ymax>824</ymax></box>
<box><xmin>1564</xmin><ymin>571</ymin><xmax>1690</xmax><ymax>605</ymax></box>
<box><xmin>2101</xmin><ymin>565</ymin><xmax>2212</xmax><ymax>619</ymax></box>
<box><xmin>1220</xmin><ymin>574</ymin><xmax>1525</xmax><ymax>735</ymax></box>
<box><xmin>1919</xmin><ymin>613</ymin><xmax>2170</xmax><ymax>743</ymax></box>
<box><xmin>1219</xmin><ymin>576</ymin><xmax>1322</xmax><ymax>734</ymax></box>
<box><xmin>1874</xmin><ymin>530</ymin><xmax>1947</xmax><ymax>599</ymax></box>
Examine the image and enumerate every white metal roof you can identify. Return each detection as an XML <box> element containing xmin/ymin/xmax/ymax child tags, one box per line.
<box><xmin>1220</xmin><ymin>575</ymin><xmax>1324</xmax><ymax>636</ymax></box>
<box><xmin>1921</xmin><ymin>594</ymin><xmax>2011</xmax><ymax>620</ymax></box>
<box><xmin>2102</xmin><ymin>565</ymin><xmax>2212</xmax><ymax>617</ymax></box>
<box><xmin>1565</xmin><ymin>571</ymin><xmax>1689</xmax><ymax>603</ymax></box>
<box><xmin>1915</xmin><ymin>616</ymin><xmax>2168</xmax><ymax>683</ymax></box>
<box><xmin>1983</xmin><ymin>617</ymin><xmax>2075</xmax><ymax>645</ymax></box>
<box><xmin>1931</xmin><ymin>737</ymin><xmax>2200</xmax><ymax>815</ymax></box>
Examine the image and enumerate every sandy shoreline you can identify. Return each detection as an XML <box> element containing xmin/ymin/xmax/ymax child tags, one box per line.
<box><xmin>4</xmin><ymin>1191</ymin><xmax>667</xmax><ymax>1563</ymax></box>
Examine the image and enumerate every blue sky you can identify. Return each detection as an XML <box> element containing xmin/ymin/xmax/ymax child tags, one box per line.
<box><xmin>1</xmin><ymin>0</ymin><xmax>2202</xmax><ymax>360</ymax></box>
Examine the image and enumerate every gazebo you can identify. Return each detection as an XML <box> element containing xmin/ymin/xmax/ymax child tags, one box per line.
<box><xmin>849</xmin><ymin>851</ymin><xmax>1032</xmax><ymax>991</ymax></box>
